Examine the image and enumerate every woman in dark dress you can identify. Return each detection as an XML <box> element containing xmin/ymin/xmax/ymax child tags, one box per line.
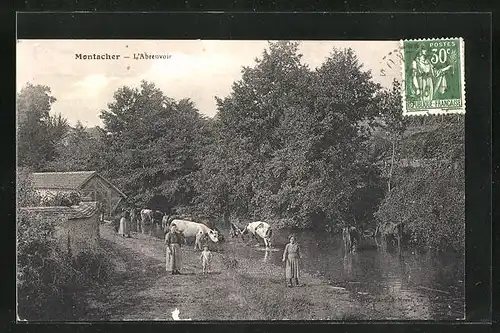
<box><xmin>282</xmin><ymin>234</ymin><xmax>301</xmax><ymax>287</ymax></box>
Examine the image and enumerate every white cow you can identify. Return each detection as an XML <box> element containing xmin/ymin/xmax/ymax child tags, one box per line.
<box><xmin>140</xmin><ymin>208</ymin><xmax>154</xmax><ymax>220</ymax></box>
<box><xmin>169</xmin><ymin>219</ymin><xmax>219</xmax><ymax>250</ymax></box>
<box><xmin>140</xmin><ymin>209</ymin><xmax>154</xmax><ymax>231</ymax></box>
<box><xmin>241</xmin><ymin>221</ymin><xmax>273</xmax><ymax>248</ymax></box>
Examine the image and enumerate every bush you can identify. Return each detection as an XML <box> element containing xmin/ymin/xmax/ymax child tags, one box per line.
<box><xmin>17</xmin><ymin>168</ymin><xmax>41</xmax><ymax>207</ymax></box>
<box><xmin>17</xmin><ymin>187</ymin><xmax>111</xmax><ymax>320</ymax></box>
<box><xmin>73</xmin><ymin>249</ymin><xmax>112</xmax><ymax>282</ymax></box>
<box><xmin>375</xmin><ymin>163</ymin><xmax>464</xmax><ymax>252</ymax></box>
<box><xmin>40</xmin><ymin>191</ymin><xmax>81</xmax><ymax>207</ymax></box>
<box><xmin>17</xmin><ymin>212</ymin><xmax>113</xmax><ymax>320</ymax></box>
<box><xmin>17</xmin><ymin>210</ymin><xmax>66</xmax><ymax>319</ymax></box>
<box><xmin>270</xmin><ymin>218</ymin><xmax>300</xmax><ymax>230</ymax></box>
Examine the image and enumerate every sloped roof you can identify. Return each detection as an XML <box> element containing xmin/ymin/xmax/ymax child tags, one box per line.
<box><xmin>19</xmin><ymin>201</ymin><xmax>99</xmax><ymax>220</ymax></box>
<box><xmin>32</xmin><ymin>171</ymin><xmax>96</xmax><ymax>190</ymax></box>
<box><xmin>31</xmin><ymin>171</ymin><xmax>127</xmax><ymax>198</ymax></box>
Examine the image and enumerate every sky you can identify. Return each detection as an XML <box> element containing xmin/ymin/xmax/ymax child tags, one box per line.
<box><xmin>16</xmin><ymin>40</ymin><xmax>401</xmax><ymax>127</ymax></box>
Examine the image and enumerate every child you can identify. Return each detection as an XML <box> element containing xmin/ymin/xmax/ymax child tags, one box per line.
<box><xmin>282</xmin><ymin>234</ymin><xmax>301</xmax><ymax>287</ymax></box>
<box><xmin>200</xmin><ymin>245</ymin><xmax>213</xmax><ymax>274</ymax></box>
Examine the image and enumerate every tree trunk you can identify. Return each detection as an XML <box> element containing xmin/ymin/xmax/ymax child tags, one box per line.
<box><xmin>223</xmin><ymin>210</ymin><xmax>230</xmax><ymax>229</ymax></box>
<box><xmin>387</xmin><ymin>139</ymin><xmax>396</xmax><ymax>192</ymax></box>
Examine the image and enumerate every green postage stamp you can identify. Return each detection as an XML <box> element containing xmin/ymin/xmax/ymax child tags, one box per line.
<box><xmin>401</xmin><ymin>38</ymin><xmax>465</xmax><ymax>116</ymax></box>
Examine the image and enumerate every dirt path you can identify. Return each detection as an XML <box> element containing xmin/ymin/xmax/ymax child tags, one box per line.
<box><xmin>78</xmin><ymin>224</ymin><xmax>254</xmax><ymax>320</ymax></box>
<box><xmin>75</xmin><ymin>224</ymin><xmax>432</xmax><ymax>321</ymax></box>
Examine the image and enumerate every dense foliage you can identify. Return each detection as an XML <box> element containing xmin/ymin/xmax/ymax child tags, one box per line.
<box><xmin>17</xmin><ymin>168</ymin><xmax>40</xmax><ymax>207</ymax></box>
<box><xmin>97</xmin><ymin>81</ymin><xmax>211</xmax><ymax>207</ymax></box>
<box><xmin>375</xmin><ymin>115</ymin><xmax>465</xmax><ymax>251</ymax></box>
<box><xmin>17</xmin><ymin>83</ymin><xmax>68</xmax><ymax>170</ymax></box>
<box><xmin>196</xmin><ymin>43</ymin><xmax>384</xmax><ymax>231</ymax></box>
<box><xmin>39</xmin><ymin>191</ymin><xmax>82</xmax><ymax>207</ymax></box>
<box><xmin>46</xmin><ymin>121</ymin><xmax>103</xmax><ymax>172</ymax></box>
<box><xmin>17</xmin><ymin>172</ymin><xmax>112</xmax><ymax>320</ymax></box>
<box><xmin>17</xmin><ymin>42</ymin><xmax>465</xmax><ymax>252</ymax></box>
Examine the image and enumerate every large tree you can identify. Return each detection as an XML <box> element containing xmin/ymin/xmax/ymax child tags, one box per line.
<box><xmin>195</xmin><ymin>41</ymin><xmax>312</xmax><ymax>224</ymax></box>
<box><xmin>196</xmin><ymin>42</ymin><xmax>385</xmax><ymax>230</ymax></box>
<box><xmin>46</xmin><ymin>122</ymin><xmax>104</xmax><ymax>172</ymax></box>
<box><xmin>99</xmin><ymin>80</ymin><xmax>210</xmax><ymax>207</ymax></box>
<box><xmin>17</xmin><ymin>83</ymin><xmax>68</xmax><ymax>170</ymax></box>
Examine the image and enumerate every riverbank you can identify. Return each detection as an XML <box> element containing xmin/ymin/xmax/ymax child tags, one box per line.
<box><xmin>66</xmin><ymin>223</ymin><xmax>450</xmax><ymax>321</ymax></box>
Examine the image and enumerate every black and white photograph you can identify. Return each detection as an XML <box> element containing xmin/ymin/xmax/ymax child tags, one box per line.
<box><xmin>16</xmin><ymin>39</ymin><xmax>465</xmax><ymax>321</ymax></box>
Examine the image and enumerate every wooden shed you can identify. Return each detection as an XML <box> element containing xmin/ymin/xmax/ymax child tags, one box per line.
<box><xmin>31</xmin><ymin>171</ymin><xmax>127</xmax><ymax>219</ymax></box>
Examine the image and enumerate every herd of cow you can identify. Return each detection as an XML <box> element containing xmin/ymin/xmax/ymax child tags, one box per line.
<box><xmin>110</xmin><ymin>207</ymin><xmax>402</xmax><ymax>255</ymax></box>
<box><xmin>119</xmin><ymin>208</ymin><xmax>274</xmax><ymax>251</ymax></box>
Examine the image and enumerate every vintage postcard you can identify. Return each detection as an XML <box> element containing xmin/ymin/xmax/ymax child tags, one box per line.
<box><xmin>16</xmin><ymin>39</ymin><xmax>465</xmax><ymax>321</ymax></box>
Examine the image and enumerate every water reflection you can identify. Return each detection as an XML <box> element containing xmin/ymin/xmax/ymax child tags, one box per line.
<box><xmin>343</xmin><ymin>254</ymin><xmax>353</xmax><ymax>277</ymax></box>
<box><xmin>263</xmin><ymin>248</ymin><xmax>270</xmax><ymax>262</ymax></box>
<box><xmin>239</xmin><ymin>228</ymin><xmax>462</xmax><ymax>319</ymax></box>
<box><xmin>152</xmin><ymin>226</ymin><xmax>464</xmax><ymax>319</ymax></box>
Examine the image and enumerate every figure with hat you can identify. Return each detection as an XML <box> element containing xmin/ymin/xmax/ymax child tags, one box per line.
<box><xmin>282</xmin><ymin>234</ymin><xmax>302</xmax><ymax>287</ymax></box>
<box><xmin>411</xmin><ymin>44</ymin><xmax>453</xmax><ymax>102</ymax></box>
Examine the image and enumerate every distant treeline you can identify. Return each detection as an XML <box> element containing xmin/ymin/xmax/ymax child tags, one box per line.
<box><xmin>17</xmin><ymin>41</ymin><xmax>464</xmax><ymax>252</ymax></box>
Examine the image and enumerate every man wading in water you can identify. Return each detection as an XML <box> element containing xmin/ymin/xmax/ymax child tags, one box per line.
<box><xmin>165</xmin><ymin>224</ymin><xmax>183</xmax><ymax>275</ymax></box>
<box><xmin>282</xmin><ymin>235</ymin><xmax>302</xmax><ymax>287</ymax></box>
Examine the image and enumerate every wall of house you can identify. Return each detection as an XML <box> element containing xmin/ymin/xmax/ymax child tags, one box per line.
<box><xmin>54</xmin><ymin>215</ymin><xmax>100</xmax><ymax>256</ymax></box>
<box><xmin>81</xmin><ymin>177</ymin><xmax>123</xmax><ymax>216</ymax></box>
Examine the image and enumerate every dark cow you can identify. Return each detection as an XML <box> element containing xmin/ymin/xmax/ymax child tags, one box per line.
<box><xmin>129</xmin><ymin>207</ymin><xmax>140</xmax><ymax>232</ymax></box>
<box><xmin>152</xmin><ymin>210</ymin><xmax>164</xmax><ymax>226</ymax></box>
<box><xmin>374</xmin><ymin>221</ymin><xmax>404</xmax><ymax>252</ymax></box>
<box><xmin>140</xmin><ymin>209</ymin><xmax>165</xmax><ymax>234</ymax></box>
<box><xmin>229</xmin><ymin>222</ymin><xmax>243</xmax><ymax>238</ymax></box>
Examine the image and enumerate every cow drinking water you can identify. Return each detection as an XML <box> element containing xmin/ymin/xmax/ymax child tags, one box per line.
<box><xmin>169</xmin><ymin>219</ymin><xmax>220</xmax><ymax>251</ymax></box>
<box><xmin>241</xmin><ymin>221</ymin><xmax>273</xmax><ymax>248</ymax></box>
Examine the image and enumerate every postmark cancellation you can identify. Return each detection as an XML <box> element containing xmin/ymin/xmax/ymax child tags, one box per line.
<box><xmin>401</xmin><ymin>38</ymin><xmax>465</xmax><ymax>116</ymax></box>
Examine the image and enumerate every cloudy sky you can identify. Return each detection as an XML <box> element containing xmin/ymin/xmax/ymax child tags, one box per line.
<box><xmin>17</xmin><ymin>40</ymin><xmax>401</xmax><ymax>127</ymax></box>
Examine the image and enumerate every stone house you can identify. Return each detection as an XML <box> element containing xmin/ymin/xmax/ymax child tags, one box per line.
<box><xmin>19</xmin><ymin>201</ymin><xmax>100</xmax><ymax>256</ymax></box>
